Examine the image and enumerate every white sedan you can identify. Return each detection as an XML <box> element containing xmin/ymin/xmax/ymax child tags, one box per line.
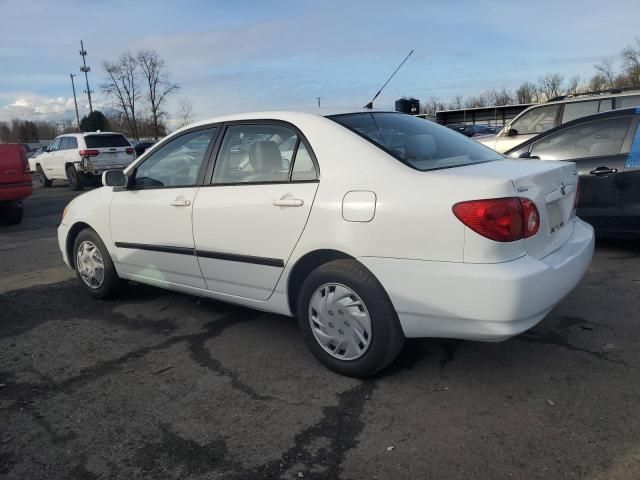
<box><xmin>58</xmin><ymin>110</ymin><xmax>594</xmax><ymax>377</ymax></box>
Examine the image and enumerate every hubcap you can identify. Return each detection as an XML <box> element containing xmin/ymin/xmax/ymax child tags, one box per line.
<box><xmin>308</xmin><ymin>283</ymin><xmax>372</xmax><ymax>361</ymax></box>
<box><xmin>76</xmin><ymin>240</ymin><xmax>105</xmax><ymax>289</ymax></box>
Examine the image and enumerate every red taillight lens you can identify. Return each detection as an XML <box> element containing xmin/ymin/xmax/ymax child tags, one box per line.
<box><xmin>125</xmin><ymin>147</ymin><xmax>134</xmax><ymax>155</ymax></box>
<box><xmin>78</xmin><ymin>149</ymin><xmax>99</xmax><ymax>157</ymax></box>
<box><xmin>452</xmin><ymin>197</ymin><xmax>540</xmax><ymax>242</ymax></box>
<box><xmin>520</xmin><ymin>198</ymin><xmax>540</xmax><ymax>238</ymax></box>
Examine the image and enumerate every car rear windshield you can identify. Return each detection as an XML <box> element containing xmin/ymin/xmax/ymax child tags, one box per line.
<box><xmin>84</xmin><ymin>134</ymin><xmax>130</xmax><ymax>148</ymax></box>
<box><xmin>329</xmin><ymin>112</ymin><xmax>502</xmax><ymax>171</ymax></box>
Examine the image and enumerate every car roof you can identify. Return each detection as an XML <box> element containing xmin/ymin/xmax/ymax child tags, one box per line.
<box><xmin>504</xmin><ymin>106</ymin><xmax>640</xmax><ymax>154</ymax></box>
<box><xmin>180</xmin><ymin>108</ymin><xmax>397</xmax><ymax>132</ymax></box>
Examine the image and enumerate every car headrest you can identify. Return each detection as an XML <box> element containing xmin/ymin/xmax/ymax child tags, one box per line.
<box><xmin>249</xmin><ymin>141</ymin><xmax>282</xmax><ymax>172</ymax></box>
<box><xmin>405</xmin><ymin>134</ymin><xmax>437</xmax><ymax>159</ymax></box>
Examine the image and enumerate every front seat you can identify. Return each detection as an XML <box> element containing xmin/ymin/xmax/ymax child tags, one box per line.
<box><xmin>247</xmin><ymin>141</ymin><xmax>287</xmax><ymax>181</ymax></box>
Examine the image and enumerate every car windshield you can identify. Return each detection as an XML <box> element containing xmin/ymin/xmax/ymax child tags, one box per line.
<box><xmin>329</xmin><ymin>112</ymin><xmax>502</xmax><ymax>171</ymax></box>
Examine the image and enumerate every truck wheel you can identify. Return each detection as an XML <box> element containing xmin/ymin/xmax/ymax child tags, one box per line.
<box><xmin>66</xmin><ymin>165</ymin><xmax>84</xmax><ymax>191</ymax></box>
<box><xmin>36</xmin><ymin>165</ymin><xmax>52</xmax><ymax>187</ymax></box>
<box><xmin>0</xmin><ymin>201</ymin><xmax>24</xmax><ymax>226</ymax></box>
<box><xmin>297</xmin><ymin>259</ymin><xmax>405</xmax><ymax>378</ymax></box>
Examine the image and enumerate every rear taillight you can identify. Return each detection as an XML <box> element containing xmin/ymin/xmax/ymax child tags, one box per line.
<box><xmin>78</xmin><ymin>149</ymin><xmax>99</xmax><ymax>157</ymax></box>
<box><xmin>19</xmin><ymin>150</ymin><xmax>29</xmax><ymax>174</ymax></box>
<box><xmin>125</xmin><ymin>147</ymin><xmax>134</xmax><ymax>155</ymax></box>
<box><xmin>453</xmin><ymin>197</ymin><xmax>540</xmax><ymax>242</ymax></box>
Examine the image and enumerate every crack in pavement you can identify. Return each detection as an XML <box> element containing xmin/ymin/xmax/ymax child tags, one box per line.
<box><xmin>517</xmin><ymin>331</ymin><xmax>633</xmax><ymax>368</ymax></box>
<box><xmin>2</xmin><ymin>306</ymin><xmax>273</xmax><ymax>410</ymax></box>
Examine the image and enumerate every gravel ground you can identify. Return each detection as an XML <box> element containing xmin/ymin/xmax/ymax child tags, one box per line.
<box><xmin>1</xmin><ymin>184</ymin><xmax>639</xmax><ymax>479</ymax></box>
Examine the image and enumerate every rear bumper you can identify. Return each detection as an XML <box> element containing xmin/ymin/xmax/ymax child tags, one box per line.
<box><xmin>359</xmin><ymin>218</ymin><xmax>594</xmax><ymax>341</ymax></box>
<box><xmin>0</xmin><ymin>182</ymin><xmax>32</xmax><ymax>202</ymax></box>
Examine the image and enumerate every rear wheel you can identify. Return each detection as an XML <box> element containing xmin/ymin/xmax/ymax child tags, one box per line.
<box><xmin>0</xmin><ymin>201</ymin><xmax>23</xmax><ymax>226</ymax></box>
<box><xmin>73</xmin><ymin>228</ymin><xmax>125</xmax><ymax>299</ymax></box>
<box><xmin>36</xmin><ymin>165</ymin><xmax>52</xmax><ymax>187</ymax></box>
<box><xmin>66</xmin><ymin>165</ymin><xmax>84</xmax><ymax>191</ymax></box>
<box><xmin>297</xmin><ymin>259</ymin><xmax>405</xmax><ymax>377</ymax></box>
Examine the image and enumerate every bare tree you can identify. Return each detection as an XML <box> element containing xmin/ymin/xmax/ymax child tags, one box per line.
<box><xmin>621</xmin><ymin>37</ymin><xmax>640</xmax><ymax>86</ymax></box>
<box><xmin>421</xmin><ymin>96</ymin><xmax>446</xmax><ymax>116</ymax></box>
<box><xmin>102</xmin><ymin>53</ymin><xmax>142</xmax><ymax>140</ymax></box>
<box><xmin>464</xmin><ymin>93</ymin><xmax>490</xmax><ymax>109</ymax></box>
<box><xmin>566</xmin><ymin>75</ymin><xmax>582</xmax><ymax>96</ymax></box>
<box><xmin>515</xmin><ymin>81</ymin><xmax>538</xmax><ymax>104</ymax></box>
<box><xmin>177</xmin><ymin>98</ymin><xmax>194</xmax><ymax>127</ymax></box>
<box><xmin>138</xmin><ymin>50</ymin><xmax>179</xmax><ymax>140</ymax></box>
<box><xmin>588</xmin><ymin>73</ymin><xmax>607</xmax><ymax>92</ymax></box>
<box><xmin>594</xmin><ymin>59</ymin><xmax>616</xmax><ymax>89</ymax></box>
<box><xmin>537</xmin><ymin>73</ymin><xmax>565</xmax><ymax>101</ymax></box>
<box><xmin>487</xmin><ymin>87</ymin><xmax>513</xmax><ymax>106</ymax></box>
<box><xmin>448</xmin><ymin>95</ymin><xmax>463</xmax><ymax>110</ymax></box>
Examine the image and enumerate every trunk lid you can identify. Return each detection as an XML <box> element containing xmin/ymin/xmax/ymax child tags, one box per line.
<box><xmin>511</xmin><ymin>160</ymin><xmax>578</xmax><ymax>260</ymax></box>
<box><xmin>442</xmin><ymin>159</ymin><xmax>578</xmax><ymax>262</ymax></box>
<box><xmin>83</xmin><ymin>134</ymin><xmax>134</xmax><ymax>168</ymax></box>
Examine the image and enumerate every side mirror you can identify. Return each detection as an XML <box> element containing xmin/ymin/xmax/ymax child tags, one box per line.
<box><xmin>102</xmin><ymin>170</ymin><xmax>127</xmax><ymax>187</ymax></box>
<box><xmin>518</xmin><ymin>151</ymin><xmax>540</xmax><ymax>160</ymax></box>
<box><xmin>508</xmin><ymin>127</ymin><xmax>519</xmax><ymax>137</ymax></box>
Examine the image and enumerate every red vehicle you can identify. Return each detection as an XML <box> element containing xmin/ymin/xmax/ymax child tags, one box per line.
<box><xmin>0</xmin><ymin>144</ymin><xmax>33</xmax><ymax>225</ymax></box>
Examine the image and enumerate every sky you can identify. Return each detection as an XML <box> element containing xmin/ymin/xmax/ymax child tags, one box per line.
<box><xmin>1</xmin><ymin>0</ymin><xmax>639</xmax><ymax>126</ymax></box>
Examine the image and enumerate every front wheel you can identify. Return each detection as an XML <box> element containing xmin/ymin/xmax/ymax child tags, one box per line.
<box><xmin>36</xmin><ymin>165</ymin><xmax>52</xmax><ymax>187</ymax></box>
<box><xmin>73</xmin><ymin>228</ymin><xmax>125</xmax><ymax>299</ymax></box>
<box><xmin>66</xmin><ymin>165</ymin><xmax>84</xmax><ymax>191</ymax></box>
<box><xmin>297</xmin><ymin>259</ymin><xmax>405</xmax><ymax>377</ymax></box>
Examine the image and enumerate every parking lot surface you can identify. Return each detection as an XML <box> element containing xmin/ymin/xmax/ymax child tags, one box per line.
<box><xmin>1</xmin><ymin>185</ymin><xmax>639</xmax><ymax>479</ymax></box>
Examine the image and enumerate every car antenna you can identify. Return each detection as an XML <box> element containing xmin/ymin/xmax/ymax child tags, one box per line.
<box><xmin>364</xmin><ymin>49</ymin><xmax>414</xmax><ymax>109</ymax></box>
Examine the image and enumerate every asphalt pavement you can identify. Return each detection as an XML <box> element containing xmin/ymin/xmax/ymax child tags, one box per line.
<box><xmin>1</xmin><ymin>184</ymin><xmax>639</xmax><ymax>479</ymax></box>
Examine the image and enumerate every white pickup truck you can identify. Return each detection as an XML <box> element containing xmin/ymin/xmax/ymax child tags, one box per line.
<box><xmin>31</xmin><ymin>132</ymin><xmax>136</xmax><ymax>190</ymax></box>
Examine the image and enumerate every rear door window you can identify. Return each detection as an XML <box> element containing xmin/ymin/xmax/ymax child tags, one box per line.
<box><xmin>510</xmin><ymin>105</ymin><xmax>560</xmax><ymax>135</ymax></box>
<box><xmin>530</xmin><ymin>117</ymin><xmax>632</xmax><ymax>160</ymax></box>
<box><xmin>84</xmin><ymin>134</ymin><xmax>130</xmax><ymax>148</ymax></box>
<box><xmin>213</xmin><ymin>124</ymin><xmax>305</xmax><ymax>184</ymax></box>
<box><xmin>562</xmin><ymin>101</ymin><xmax>599</xmax><ymax>123</ymax></box>
<box><xmin>330</xmin><ymin>112</ymin><xmax>501</xmax><ymax>171</ymax></box>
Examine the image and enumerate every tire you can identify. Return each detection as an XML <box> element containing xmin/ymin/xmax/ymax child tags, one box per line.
<box><xmin>73</xmin><ymin>228</ymin><xmax>125</xmax><ymax>299</ymax></box>
<box><xmin>66</xmin><ymin>165</ymin><xmax>84</xmax><ymax>191</ymax></box>
<box><xmin>0</xmin><ymin>201</ymin><xmax>23</xmax><ymax>226</ymax></box>
<box><xmin>297</xmin><ymin>259</ymin><xmax>405</xmax><ymax>377</ymax></box>
<box><xmin>36</xmin><ymin>165</ymin><xmax>52</xmax><ymax>187</ymax></box>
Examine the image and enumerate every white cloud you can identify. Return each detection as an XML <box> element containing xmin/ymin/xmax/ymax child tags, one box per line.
<box><xmin>0</xmin><ymin>93</ymin><xmax>107</xmax><ymax>123</ymax></box>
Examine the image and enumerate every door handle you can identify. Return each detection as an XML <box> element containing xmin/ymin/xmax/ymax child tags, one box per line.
<box><xmin>273</xmin><ymin>198</ymin><xmax>304</xmax><ymax>207</ymax></box>
<box><xmin>169</xmin><ymin>198</ymin><xmax>191</xmax><ymax>207</ymax></box>
<box><xmin>589</xmin><ymin>166</ymin><xmax>618</xmax><ymax>176</ymax></box>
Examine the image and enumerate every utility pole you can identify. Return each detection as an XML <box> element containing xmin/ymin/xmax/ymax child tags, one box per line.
<box><xmin>315</xmin><ymin>97</ymin><xmax>322</xmax><ymax>108</ymax></box>
<box><xmin>79</xmin><ymin>40</ymin><xmax>93</xmax><ymax>113</ymax></box>
<box><xmin>70</xmin><ymin>74</ymin><xmax>81</xmax><ymax>132</ymax></box>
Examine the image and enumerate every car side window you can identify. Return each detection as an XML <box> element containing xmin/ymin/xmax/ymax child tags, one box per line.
<box><xmin>562</xmin><ymin>101</ymin><xmax>598</xmax><ymax>123</ymax></box>
<box><xmin>49</xmin><ymin>138</ymin><xmax>61</xmax><ymax>151</ymax></box>
<box><xmin>133</xmin><ymin>127</ymin><xmax>217</xmax><ymax>189</ymax></box>
<box><xmin>67</xmin><ymin>137</ymin><xmax>78</xmax><ymax>150</ymax></box>
<box><xmin>291</xmin><ymin>142</ymin><xmax>318</xmax><ymax>181</ymax></box>
<box><xmin>213</xmin><ymin>124</ymin><xmax>299</xmax><ymax>184</ymax></box>
<box><xmin>530</xmin><ymin>117</ymin><xmax>632</xmax><ymax>161</ymax></box>
<box><xmin>616</xmin><ymin>95</ymin><xmax>640</xmax><ymax>109</ymax></box>
<box><xmin>60</xmin><ymin>137</ymin><xmax>72</xmax><ymax>150</ymax></box>
<box><xmin>510</xmin><ymin>105</ymin><xmax>560</xmax><ymax>135</ymax></box>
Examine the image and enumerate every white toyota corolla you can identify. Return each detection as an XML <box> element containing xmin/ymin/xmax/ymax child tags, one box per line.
<box><xmin>58</xmin><ymin>110</ymin><xmax>594</xmax><ymax>377</ymax></box>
